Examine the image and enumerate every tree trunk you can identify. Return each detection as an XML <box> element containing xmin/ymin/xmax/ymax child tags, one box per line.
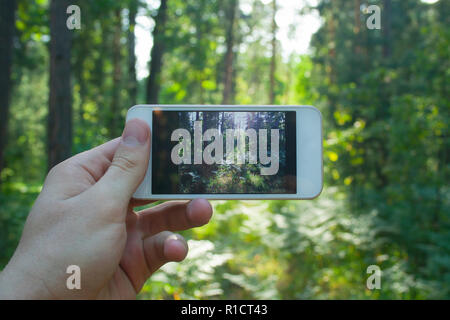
<box><xmin>353</xmin><ymin>0</ymin><xmax>361</xmax><ymax>55</ymax></box>
<box><xmin>146</xmin><ymin>0</ymin><xmax>168</xmax><ymax>104</ymax></box>
<box><xmin>382</xmin><ymin>0</ymin><xmax>392</xmax><ymax>58</ymax></box>
<box><xmin>375</xmin><ymin>0</ymin><xmax>392</xmax><ymax>189</ymax></box>
<box><xmin>222</xmin><ymin>0</ymin><xmax>238</xmax><ymax>105</ymax></box>
<box><xmin>75</xmin><ymin>49</ymin><xmax>87</xmax><ymax>147</ymax></box>
<box><xmin>48</xmin><ymin>0</ymin><xmax>73</xmax><ymax>170</ymax></box>
<box><xmin>0</xmin><ymin>0</ymin><xmax>17</xmax><ymax>182</ymax></box>
<box><xmin>354</xmin><ymin>0</ymin><xmax>361</xmax><ymax>35</ymax></box>
<box><xmin>269</xmin><ymin>0</ymin><xmax>277</xmax><ymax>105</ymax></box>
<box><xmin>73</xmin><ymin>28</ymin><xmax>89</xmax><ymax>147</ymax></box>
<box><xmin>109</xmin><ymin>8</ymin><xmax>123</xmax><ymax>138</ymax></box>
<box><xmin>128</xmin><ymin>0</ymin><xmax>138</xmax><ymax>106</ymax></box>
<box><xmin>327</xmin><ymin>3</ymin><xmax>337</xmax><ymax>127</ymax></box>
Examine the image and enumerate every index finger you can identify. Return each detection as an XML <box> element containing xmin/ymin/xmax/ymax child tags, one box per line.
<box><xmin>69</xmin><ymin>138</ymin><xmax>121</xmax><ymax>182</ymax></box>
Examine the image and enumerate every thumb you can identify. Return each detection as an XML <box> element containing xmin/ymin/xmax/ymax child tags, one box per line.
<box><xmin>97</xmin><ymin>118</ymin><xmax>151</xmax><ymax>204</ymax></box>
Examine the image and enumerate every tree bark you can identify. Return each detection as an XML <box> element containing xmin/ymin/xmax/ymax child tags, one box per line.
<box><xmin>327</xmin><ymin>2</ymin><xmax>338</xmax><ymax>127</ymax></box>
<box><xmin>0</xmin><ymin>0</ymin><xmax>17</xmax><ymax>182</ymax></box>
<box><xmin>109</xmin><ymin>8</ymin><xmax>123</xmax><ymax>138</ymax></box>
<box><xmin>353</xmin><ymin>0</ymin><xmax>361</xmax><ymax>55</ymax></box>
<box><xmin>382</xmin><ymin>0</ymin><xmax>392</xmax><ymax>58</ymax></box>
<box><xmin>128</xmin><ymin>0</ymin><xmax>138</xmax><ymax>106</ymax></box>
<box><xmin>354</xmin><ymin>0</ymin><xmax>361</xmax><ymax>35</ymax></box>
<box><xmin>48</xmin><ymin>0</ymin><xmax>73</xmax><ymax>170</ymax></box>
<box><xmin>146</xmin><ymin>0</ymin><xmax>168</xmax><ymax>104</ymax></box>
<box><xmin>269</xmin><ymin>0</ymin><xmax>277</xmax><ymax>105</ymax></box>
<box><xmin>222</xmin><ymin>0</ymin><xmax>238</xmax><ymax>105</ymax></box>
<box><xmin>74</xmin><ymin>39</ymin><xmax>87</xmax><ymax>147</ymax></box>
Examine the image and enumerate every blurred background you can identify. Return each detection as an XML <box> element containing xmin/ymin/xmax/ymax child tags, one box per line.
<box><xmin>0</xmin><ymin>0</ymin><xmax>448</xmax><ymax>299</ymax></box>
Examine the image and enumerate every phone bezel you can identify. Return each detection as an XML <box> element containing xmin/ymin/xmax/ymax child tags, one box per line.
<box><xmin>126</xmin><ymin>105</ymin><xmax>323</xmax><ymax>200</ymax></box>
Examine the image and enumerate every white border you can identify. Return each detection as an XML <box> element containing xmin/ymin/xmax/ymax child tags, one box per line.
<box><xmin>126</xmin><ymin>105</ymin><xmax>323</xmax><ymax>200</ymax></box>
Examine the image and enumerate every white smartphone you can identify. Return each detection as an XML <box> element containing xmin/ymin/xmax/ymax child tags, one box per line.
<box><xmin>126</xmin><ymin>105</ymin><xmax>323</xmax><ymax>200</ymax></box>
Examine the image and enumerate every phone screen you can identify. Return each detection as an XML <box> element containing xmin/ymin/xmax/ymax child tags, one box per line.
<box><xmin>152</xmin><ymin>111</ymin><xmax>297</xmax><ymax>194</ymax></box>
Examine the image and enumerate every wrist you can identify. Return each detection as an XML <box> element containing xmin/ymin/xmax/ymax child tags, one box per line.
<box><xmin>0</xmin><ymin>258</ymin><xmax>54</xmax><ymax>300</ymax></box>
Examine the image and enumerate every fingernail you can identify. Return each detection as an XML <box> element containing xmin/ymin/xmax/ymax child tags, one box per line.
<box><xmin>187</xmin><ymin>199</ymin><xmax>212</xmax><ymax>225</ymax></box>
<box><xmin>165</xmin><ymin>234</ymin><xmax>188</xmax><ymax>251</ymax></box>
<box><xmin>122</xmin><ymin>119</ymin><xmax>149</xmax><ymax>146</ymax></box>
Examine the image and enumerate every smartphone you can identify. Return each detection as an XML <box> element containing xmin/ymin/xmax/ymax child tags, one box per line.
<box><xmin>126</xmin><ymin>105</ymin><xmax>323</xmax><ymax>200</ymax></box>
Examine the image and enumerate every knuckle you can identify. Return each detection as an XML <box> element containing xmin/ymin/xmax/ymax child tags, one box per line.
<box><xmin>111</xmin><ymin>155</ymin><xmax>138</xmax><ymax>173</ymax></box>
<box><xmin>46</xmin><ymin>161</ymin><xmax>70</xmax><ymax>179</ymax></box>
<box><xmin>48</xmin><ymin>163</ymin><xmax>63</xmax><ymax>176</ymax></box>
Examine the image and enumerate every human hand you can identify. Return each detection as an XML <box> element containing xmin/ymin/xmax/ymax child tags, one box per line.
<box><xmin>0</xmin><ymin>119</ymin><xmax>213</xmax><ymax>299</ymax></box>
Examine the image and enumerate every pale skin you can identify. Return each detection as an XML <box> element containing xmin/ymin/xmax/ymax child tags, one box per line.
<box><xmin>0</xmin><ymin>119</ymin><xmax>213</xmax><ymax>299</ymax></box>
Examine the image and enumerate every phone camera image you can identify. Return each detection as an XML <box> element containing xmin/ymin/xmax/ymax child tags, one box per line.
<box><xmin>152</xmin><ymin>111</ymin><xmax>297</xmax><ymax>194</ymax></box>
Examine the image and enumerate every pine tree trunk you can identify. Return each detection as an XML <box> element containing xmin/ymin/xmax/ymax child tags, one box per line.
<box><xmin>146</xmin><ymin>0</ymin><xmax>168</xmax><ymax>104</ymax></box>
<box><xmin>48</xmin><ymin>0</ymin><xmax>73</xmax><ymax>170</ymax></box>
<box><xmin>354</xmin><ymin>0</ymin><xmax>361</xmax><ymax>55</ymax></box>
<box><xmin>0</xmin><ymin>0</ymin><xmax>17</xmax><ymax>182</ymax></box>
<box><xmin>222</xmin><ymin>0</ymin><xmax>238</xmax><ymax>105</ymax></box>
<box><xmin>75</xmin><ymin>44</ymin><xmax>87</xmax><ymax>146</ymax></box>
<box><xmin>382</xmin><ymin>0</ymin><xmax>392</xmax><ymax>58</ymax></box>
<box><xmin>128</xmin><ymin>0</ymin><xmax>138</xmax><ymax>106</ymax></box>
<box><xmin>269</xmin><ymin>0</ymin><xmax>277</xmax><ymax>105</ymax></box>
<box><xmin>327</xmin><ymin>3</ymin><xmax>337</xmax><ymax>127</ymax></box>
<box><xmin>110</xmin><ymin>8</ymin><xmax>123</xmax><ymax>138</ymax></box>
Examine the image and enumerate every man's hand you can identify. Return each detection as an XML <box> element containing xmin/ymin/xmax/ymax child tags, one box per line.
<box><xmin>0</xmin><ymin>119</ymin><xmax>213</xmax><ymax>299</ymax></box>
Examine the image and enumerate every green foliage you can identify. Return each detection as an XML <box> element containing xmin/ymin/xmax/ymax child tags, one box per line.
<box><xmin>310</xmin><ymin>0</ymin><xmax>450</xmax><ymax>298</ymax></box>
<box><xmin>0</xmin><ymin>183</ymin><xmax>40</xmax><ymax>268</ymax></box>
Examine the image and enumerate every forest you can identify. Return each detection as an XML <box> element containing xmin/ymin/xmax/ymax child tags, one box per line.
<box><xmin>0</xmin><ymin>0</ymin><xmax>449</xmax><ymax>299</ymax></box>
<box><xmin>155</xmin><ymin>111</ymin><xmax>290</xmax><ymax>194</ymax></box>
